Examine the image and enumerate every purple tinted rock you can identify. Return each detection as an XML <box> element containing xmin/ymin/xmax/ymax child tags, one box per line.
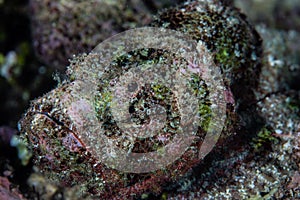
<box><xmin>0</xmin><ymin>126</ymin><xmax>17</xmax><ymax>146</ymax></box>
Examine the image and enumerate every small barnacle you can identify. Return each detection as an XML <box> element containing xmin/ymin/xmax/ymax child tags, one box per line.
<box><xmin>19</xmin><ymin>0</ymin><xmax>262</xmax><ymax>199</ymax></box>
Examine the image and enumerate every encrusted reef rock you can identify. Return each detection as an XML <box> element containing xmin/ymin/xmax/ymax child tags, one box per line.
<box><xmin>29</xmin><ymin>0</ymin><xmax>152</xmax><ymax>69</ymax></box>
<box><xmin>234</xmin><ymin>0</ymin><xmax>300</xmax><ymax>31</ymax></box>
<box><xmin>29</xmin><ymin>0</ymin><xmax>183</xmax><ymax>70</ymax></box>
<box><xmin>19</xmin><ymin>0</ymin><xmax>262</xmax><ymax>199</ymax></box>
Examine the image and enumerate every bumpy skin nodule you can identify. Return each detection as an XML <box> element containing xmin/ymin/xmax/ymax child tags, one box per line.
<box><xmin>152</xmin><ymin>0</ymin><xmax>262</xmax><ymax>105</ymax></box>
<box><xmin>19</xmin><ymin>0</ymin><xmax>262</xmax><ymax>199</ymax></box>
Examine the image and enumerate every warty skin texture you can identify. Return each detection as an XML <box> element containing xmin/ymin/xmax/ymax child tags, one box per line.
<box><xmin>19</xmin><ymin>0</ymin><xmax>262</xmax><ymax>199</ymax></box>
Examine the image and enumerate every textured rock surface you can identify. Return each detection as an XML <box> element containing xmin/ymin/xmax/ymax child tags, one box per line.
<box><xmin>29</xmin><ymin>0</ymin><xmax>183</xmax><ymax>70</ymax></box>
<box><xmin>234</xmin><ymin>0</ymin><xmax>300</xmax><ymax>31</ymax></box>
<box><xmin>30</xmin><ymin>0</ymin><xmax>150</xmax><ymax>69</ymax></box>
<box><xmin>0</xmin><ymin>176</ymin><xmax>24</xmax><ymax>200</ymax></box>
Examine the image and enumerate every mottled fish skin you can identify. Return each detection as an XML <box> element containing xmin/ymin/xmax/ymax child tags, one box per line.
<box><xmin>19</xmin><ymin>0</ymin><xmax>262</xmax><ymax>199</ymax></box>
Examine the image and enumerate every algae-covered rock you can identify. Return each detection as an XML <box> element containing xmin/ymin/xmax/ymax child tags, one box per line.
<box><xmin>234</xmin><ymin>0</ymin><xmax>300</xmax><ymax>31</ymax></box>
<box><xmin>29</xmin><ymin>0</ymin><xmax>183</xmax><ymax>70</ymax></box>
<box><xmin>30</xmin><ymin>0</ymin><xmax>151</xmax><ymax>69</ymax></box>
